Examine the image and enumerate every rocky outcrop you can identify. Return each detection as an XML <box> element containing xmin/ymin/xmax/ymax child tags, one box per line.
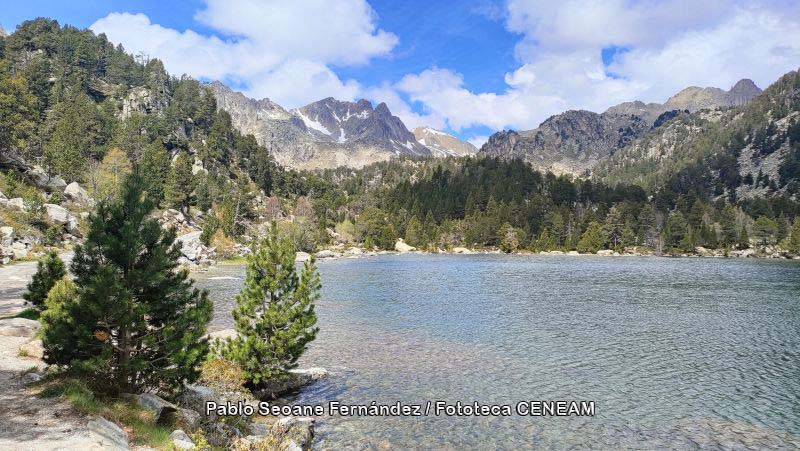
<box><xmin>413</xmin><ymin>126</ymin><xmax>477</xmax><ymax>157</ymax></box>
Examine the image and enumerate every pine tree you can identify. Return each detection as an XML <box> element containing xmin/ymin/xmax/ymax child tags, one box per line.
<box><xmin>139</xmin><ymin>141</ymin><xmax>170</xmax><ymax>205</ymax></box>
<box><xmin>23</xmin><ymin>251</ymin><xmax>66</xmax><ymax>310</ymax></box>
<box><xmin>577</xmin><ymin>222</ymin><xmax>607</xmax><ymax>253</ymax></box>
<box><xmin>43</xmin><ymin>174</ymin><xmax>212</xmax><ymax>393</ymax></box>
<box><xmin>787</xmin><ymin>219</ymin><xmax>800</xmax><ymax>254</ymax></box>
<box><xmin>220</xmin><ymin>226</ymin><xmax>320</xmax><ymax>385</ymax></box>
<box><xmin>165</xmin><ymin>151</ymin><xmax>195</xmax><ymax>213</ymax></box>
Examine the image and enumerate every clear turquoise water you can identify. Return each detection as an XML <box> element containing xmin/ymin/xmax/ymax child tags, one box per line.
<box><xmin>194</xmin><ymin>255</ymin><xmax>800</xmax><ymax>450</ymax></box>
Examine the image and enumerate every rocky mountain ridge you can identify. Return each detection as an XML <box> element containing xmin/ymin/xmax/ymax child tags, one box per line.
<box><xmin>413</xmin><ymin>126</ymin><xmax>477</xmax><ymax>157</ymax></box>
<box><xmin>480</xmin><ymin>79</ymin><xmax>763</xmax><ymax>175</ymax></box>
<box><xmin>209</xmin><ymin>83</ymin><xmax>457</xmax><ymax>170</ymax></box>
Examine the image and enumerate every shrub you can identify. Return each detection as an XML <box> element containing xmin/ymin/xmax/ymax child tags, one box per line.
<box><xmin>23</xmin><ymin>251</ymin><xmax>66</xmax><ymax>310</ymax></box>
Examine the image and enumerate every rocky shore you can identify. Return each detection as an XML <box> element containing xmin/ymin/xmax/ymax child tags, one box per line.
<box><xmin>0</xmin><ymin>257</ymin><xmax>325</xmax><ymax>450</ymax></box>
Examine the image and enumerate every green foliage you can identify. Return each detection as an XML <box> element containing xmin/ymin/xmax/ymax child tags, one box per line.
<box><xmin>23</xmin><ymin>251</ymin><xmax>66</xmax><ymax>310</ymax></box>
<box><xmin>44</xmin><ymin>174</ymin><xmax>212</xmax><ymax>393</ymax></box>
<box><xmin>357</xmin><ymin>207</ymin><xmax>396</xmax><ymax>250</ymax></box>
<box><xmin>165</xmin><ymin>152</ymin><xmax>194</xmax><ymax>212</ymax></box>
<box><xmin>0</xmin><ymin>60</ymin><xmax>37</xmax><ymax>153</ymax></box>
<box><xmin>753</xmin><ymin>216</ymin><xmax>778</xmax><ymax>245</ymax></box>
<box><xmin>499</xmin><ymin>223</ymin><xmax>523</xmax><ymax>253</ymax></box>
<box><xmin>220</xmin><ymin>226</ymin><xmax>319</xmax><ymax>385</ymax></box>
<box><xmin>664</xmin><ymin>212</ymin><xmax>692</xmax><ymax>253</ymax></box>
<box><xmin>787</xmin><ymin>219</ymin><xmax>800</xmax><ymax>254</ymax></box>
<box><xmin>138</xmin><ymin>141</ymin><xmax>170</xmax><ymax>205</ymax></box>
<box><xmin>577</xmin><ymin>222</ymin><xmax>606</xmax><ymax>253</ymax></box>
<box><xmin>44</xmin><ymin>88</ymin><xmax>111</xmax><ymax>181</ymax></box>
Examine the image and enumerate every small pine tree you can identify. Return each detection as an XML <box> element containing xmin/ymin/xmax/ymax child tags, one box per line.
<box><xmin>44</xmin><ymin>174</ymin><xmax>212</xmax><ymax>393</ymax></box>
<box><xmin>221</xmin><ymin>226</ymin><xmax>320</xmax><ymax>386</ymax></box>
<box><xmin>23</xmin><ymin>251</ymin><xmax>66</xmax><ymax>310</ymax></box>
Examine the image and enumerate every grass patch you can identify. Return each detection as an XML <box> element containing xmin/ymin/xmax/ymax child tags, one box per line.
<box><xmin>37</xmin><ymin>378</ymin><xmax>173</xmax><ymax>449</ymax></box>
<box><xmin>10</xmin><ymin>308</ymin><xmax>40</xmax><ymax>320</ymax></box>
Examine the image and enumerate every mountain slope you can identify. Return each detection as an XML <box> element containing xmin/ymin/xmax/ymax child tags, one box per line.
<box><xmin>597</xmin><ymin>69</ymin><xmax>800</xmax><ymax>202</ymax></box>
<box><xmin>209</xmin><ymin>84</ymin><xmax>430</xmax><ymax>170</ymax></box>
<box><xmin>413</xmin><ymin>126</ymin><xmax>477</xmax><ymax>157</ymax></box>
<box><xmin>479</xmin><ymin>80</ymin><xmax>762</xmax><ymax>175</ymax></box>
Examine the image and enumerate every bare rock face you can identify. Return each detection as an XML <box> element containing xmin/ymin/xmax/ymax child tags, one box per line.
<box><xmin>413</xmin><ymin>126</ymin><xmax>477</xmax><ymax>157</ymax></box>
<box><xmin>480</xmin><ymin>79</ymin><xmax>762</xmax><ymax>176</ymax></box>
<box><xmin>0</xmin><ymin>318</ymin><xmax>40</xmax><ymax>338</ymax></box>
<box><xmin>208</xmin><ymin>82</ymin><xmax>431</xmax><ymax>170</ymax></box>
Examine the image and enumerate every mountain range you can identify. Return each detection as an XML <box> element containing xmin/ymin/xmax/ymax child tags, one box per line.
<box><xmin>209</xmin><ymin>82</ymin><xmax>476</xmax><ymax>170</ymax></box>
<box><xmin>478</xmin><ymin>79</ymin><xmax>763</xmax><ymax>175</ymax></box>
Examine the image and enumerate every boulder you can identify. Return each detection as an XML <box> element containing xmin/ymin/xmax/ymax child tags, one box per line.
<box><xmin>345</xmin><ymin>247</ymin><xmax>363</xmax><ymax>256</ymax></box>
<box><xmin>567</xmin><ymin>251</ymin><xmax>580</xmax><ymax>256</ymax></box>
<box><xmin>0</xmin><ymin>226</ymin><xmax>14</xmax><ymax>239</ymax></box>
<box><xmin>6</xmin><ymin>197</ymin><xmax>26</xmax><ymax>211</ymax></box>
<box><xmin>20</xmin><ymin>371</ymin><xmax>43</xmax><ymax>385</ymax></box>
<box><xmin>26</xmin><ymin>166</ymin><xmax>67</xmax><ymax>192</ymax></box>
<box><xmin>394</xmin><ymin>239</ymin><xmax>416</xmax><ymax>253</ymax></box>
<box><xmin>205</xmin><ymin>328</ymin><xmax>237</xmax><ymax>341</ymax></box>
<box><xmin>87</xmin><ymin>417</ymin><xmax>129</xmax><ymax>450</ymax></box>
<box><xmin>596</xmin><ymin>249</ymin><xmax>615</xmax><ymax>256</ymax></box>
<box><xmin>295</xmin><ymin>251</ymin><xmax>311</xmax><ymax>262</ymax></box>
<box><xmin>64</xmin><ymin>182</ymin><xmax>91</xmax><ymax>205</ymax></box>
<box><xmin>170</xmin><ymin>429</ymin><xmax>196</xmax><ymax>450</ymax></box>
<box><xmin>452</xmin><ymin>247</ymin><xmax>473</xmax><ymax>254</ymax></box>
<box><xmin>12</xmin><ymin>247</ymin><xmax>28</xmax><ymax>260</ymax></box>
<box><xmin>271</xmin><ymin>416</ymin><xmax>315</xmax><ymax>450</ymax></box>
<box><xmin>163</xmin><ymin>408</ymin><xmax>202</xmax><ymax>430</ymax></box>
<box><xmin>133</xmin><ymin>393</ymin><xmax>178</xmax><ymax>424</ymax></box>
<box><xmin>315</xmin><ymin>250</ymin><xmax>336</xmax><ymax>259</ymax></box>
<box><xmin>44</xmin><ymin>203</ymin><xmax>72</xmax><ymax>225</ymax></box>
<box><xmin>0</xmin><ymin>318</ymin><xmax>40</xmax><ymax>338</ymax></box>
<box><xmin>18</xmin><ymin>339</ymin><xmax>44</xmax><ymax>359</ymax></box>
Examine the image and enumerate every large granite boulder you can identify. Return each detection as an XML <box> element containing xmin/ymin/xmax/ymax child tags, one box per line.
<box><xmin>64</xmin><ymin>182</ymin><xmax>92</xmax><ymax>205</ymax></box>
<box><xmin>394</xmin><ymin>239</ymin><xmax>416</xmax><ymax>253</ymax></box>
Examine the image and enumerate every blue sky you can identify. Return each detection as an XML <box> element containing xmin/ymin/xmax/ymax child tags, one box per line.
<box><xmin>2</xmin><ymin>0</ymin><xmax>800</xmax><ymax>146</ymax></box>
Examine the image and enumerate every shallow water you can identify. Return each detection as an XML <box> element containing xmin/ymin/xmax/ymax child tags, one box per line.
<box><xmin>194</xmin><ymin>255</ymin><xmax>800</xmax><ymax>450</ymax></box>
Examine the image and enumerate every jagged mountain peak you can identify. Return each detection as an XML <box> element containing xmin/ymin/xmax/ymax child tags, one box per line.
<box><xmin>209</xmin><ymin>84</ymin><xmax>431</xmax><ymax>169</ymax></box>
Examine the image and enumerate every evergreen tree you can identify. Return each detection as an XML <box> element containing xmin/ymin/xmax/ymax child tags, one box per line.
<box><xmin>499</xmin><ymin>223</ymin><xmax>521</xmax><ymax>253</ymax></box>
<box><xmin>23</xmin><ymin>251</ymin><xmax>66</xmax><ymax>310</ymax></box>
<box><xmin>220</xmin><ymin>226</ymin><xmax>320</xmax><ymax>385</ymax></box>
<box><xmin>787</xmin><ymin>219</ymin><xmax>800</xmax><ymax>254</ymax></box>
<box><xmin>43</xmin><ymin>174</ymin><xmax>212</xmax><ymax>393</ymax></box>
<box><xmin>664</xmin><ymin>212</ymin><xmax>690</xmax><ymax>253</ymax></box>
<box><xmin>139</xmin><ymin>141</ymin><xmax>170</xmax><ymax>205</ymax></box>
<box><xmin>577</xmin><ymin>222</ymin><xmax>607</xmax><ymax>253</ymax></box>
<box><xmin>404</xmin><ymin>216</ymin><xmax>424</xmax><ymax>247</ymax></box>
<box><xmin>738</xmin><ymin>225</ymin><xmax>750</xmax><ymax>249</ymax></box>
<box><xmin>165</xmin><ymin>152</ymin><xmax>195</xmax><ymax>213</ymax></box>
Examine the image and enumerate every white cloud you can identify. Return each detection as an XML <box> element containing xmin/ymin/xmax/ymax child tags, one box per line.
<box><xmin>467</xmin><ymin>135</ymin><xmax>489</xmax><ymax>149</ymax></box>
<box><xmin>383</xmin><ymin>0</ymin><xmax>800</xmax><ymax>133</ymax></box>
<box><xmin>90</xmin><ymin>0</ymin><xmax>397</xmax><ymax>108</ymax></box>
<box><xmin>91</xmin><ymin>0</ymin><xmax>800</xmax><ymax>138</ymax></box>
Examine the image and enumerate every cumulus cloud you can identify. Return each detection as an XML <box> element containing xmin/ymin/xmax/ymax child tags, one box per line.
<box><xmin>91</xmin><ymin>0</ymin><xmax>396</xmax><ymax>107</ymax></box>
<box><xmin>388</xmin><ymin>0</ymin><xmax>800</xmax><ymax>132</ymax></box>
<box><xmin>91</xmin><ymin>0</ymin><xmax>800</xmax><ymax>137</ymax></box>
